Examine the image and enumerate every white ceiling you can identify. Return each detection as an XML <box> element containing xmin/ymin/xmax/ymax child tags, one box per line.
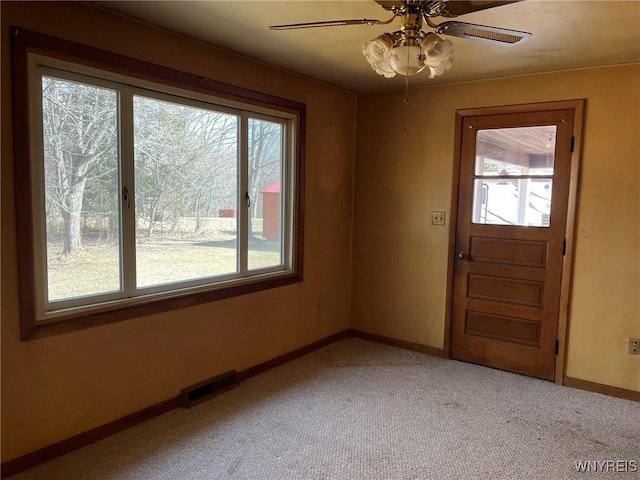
<box><xmin>93</xmin><ymin>0</ymin><xmax>640</xmax><ymax>94</ymax></box>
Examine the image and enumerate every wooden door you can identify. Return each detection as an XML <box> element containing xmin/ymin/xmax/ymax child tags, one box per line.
<box><xmin>451</xmin><ymin>108</ymin><xmax>576</xmax><ymax>380</ymax></box>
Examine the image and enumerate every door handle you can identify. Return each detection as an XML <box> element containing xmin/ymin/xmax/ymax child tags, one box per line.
<box><xmin>457</xmin><ymin>252</ymin><xmax>467</xmax><ymax>260</ymax></box>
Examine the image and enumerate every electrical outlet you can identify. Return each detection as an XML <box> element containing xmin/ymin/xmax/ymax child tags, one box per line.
<box><xmin>432</xmin><ymin>211</ymin><xmax>446</xmax><ymax>226</ymax></box>
<box><xmin>629</xmin><ymin>338</ymin><xmax>640</xmax><ymax>355</ymax></box>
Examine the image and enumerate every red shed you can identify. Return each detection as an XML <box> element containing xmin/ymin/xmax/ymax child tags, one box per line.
<box><xmin>260</xmin><ymin>181</ymin><xmax>280</xmax><ymax>241</ymax></box>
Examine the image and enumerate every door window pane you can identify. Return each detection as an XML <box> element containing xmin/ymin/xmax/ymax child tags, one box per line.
<box><xmin>42</xmin><ymin>76</ymin><xmax>121</xmax><ymax>301</ymax></box>
<box><xmin>248</xmin><ymin>118</ymin><xmax>283</xmax><ymax>270</ymax></box>
<box><xmin>473</xmin><ymin>125</ymin><xmax>556</xmax><ymax>227</ymax></box>
<box><xmin>133</xmin><ymin>96</ymin><xmax>239</xmax><ymax>287</ymax></box>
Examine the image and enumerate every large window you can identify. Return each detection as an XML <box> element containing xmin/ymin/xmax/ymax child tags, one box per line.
<box><xmin>12</xmin><ymin>28</ymin><xmax>304</xmax><ymax>339</ymax></box>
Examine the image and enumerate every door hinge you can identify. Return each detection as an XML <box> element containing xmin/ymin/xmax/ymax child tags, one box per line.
<box><xmin>555</xmin><ymin>339</ymin><xmax>560</xmax><ymax>355</ymax></box>
<box><xmin>562</xmin><ymin>237</ymin><xmax>567</xmax><ymax>256</ymax></box>
<box><xmin>570</xmin><ymin>136</ymin><xmax>575</xmax><ymax>153</ymax></box>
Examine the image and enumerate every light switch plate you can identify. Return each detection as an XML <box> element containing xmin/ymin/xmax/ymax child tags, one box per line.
<box><xmin>432</xmin><ymin>211</ymin><xmax>446</xmax><ymax>226</ymax></box>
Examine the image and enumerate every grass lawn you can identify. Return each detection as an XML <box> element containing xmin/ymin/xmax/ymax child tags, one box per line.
<box><xmin>47</xmin><ymin>238</ymin><xmax>280</xmax><ymax>301</ymax></box>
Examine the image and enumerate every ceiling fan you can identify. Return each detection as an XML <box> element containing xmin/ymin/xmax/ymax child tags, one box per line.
<box><xmin>270</xmin><ymin>0</ymin><xmax>531</xmax><ymax>80</ymax></box>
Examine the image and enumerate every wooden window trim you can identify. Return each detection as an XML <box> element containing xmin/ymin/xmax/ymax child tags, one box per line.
<box><xmin>11</xmin><ymin>27</ymin><xmax>306</xmax><ymax>341</ymax></box>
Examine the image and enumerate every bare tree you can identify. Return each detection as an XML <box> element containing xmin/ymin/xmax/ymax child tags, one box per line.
<box><xmin>42</xmin><ymin>76</ymin><xmax>118</xmax><ymax>256</ymax></box>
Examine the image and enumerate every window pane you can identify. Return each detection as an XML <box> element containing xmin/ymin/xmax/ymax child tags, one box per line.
<box><xmin>475</xmin><ymin>126</ymin><xmax>556</xmax><ymax>176</ymax></box>
<box><xmin>472</xmin><ymin>178</ymin><xmax>553</xmax><ymax>227</ymax></box>
<box><xmin>134</xmin><ymin>96</ymin><xmax>238</xmax><ymax>288</ymax></box>
<box><xmin>42</xmin><ymin>76</ymin><xmax>121</xmax><ymax>302</ymax></box>
<box><xmin>248</xmin><ymin>119</ymin><xmax>283</xmax><ymax>270</ymax></box>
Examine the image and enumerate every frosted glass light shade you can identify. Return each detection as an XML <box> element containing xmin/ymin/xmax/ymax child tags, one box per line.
<box><xmin>421</xmin><ymin>33</ymin><xmax>454</xmax><ymax>78</ymax></box>
<box><xmin>362</xmin><ymin>34</ymin><xmax>393</xmax><ymax>63</ymax></box>
<box><xmin>372</xmin><ymin>57</ymin><xmax>396</xmax><ymax>78</ymax></box>
<box><xmin>388</xmin><ymin>45</ymin><xmax>426</xmax><ymax>76</ymax></box>
<box><xmin>426</xmin><ymin>38</ymin><xmax>454</xmax><ymax>65</ymax></box>
<box><xmin>362</xmin><ymin>34</ymin><xmax>396</xmax><ymax>78</ymax></box>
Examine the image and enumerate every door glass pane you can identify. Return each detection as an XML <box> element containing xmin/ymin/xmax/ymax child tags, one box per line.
<box><xmin>42</xmin><ymin>76</ymin><xmax>121</xmax><ymax>302</ymax></box>
<box><xmin>248</xmin><ymin>118</ymin><xmax>284</xmax><ymax>270</ymax></box>
<box><xmin>134</xmin><ymin>95</ymin><xmax>238</xmax><ymax>288</ymax></box>
<box><xmin>473</xmin><ymin>125</ymin><xmax>556</xmax><ymax>227</ymax></box>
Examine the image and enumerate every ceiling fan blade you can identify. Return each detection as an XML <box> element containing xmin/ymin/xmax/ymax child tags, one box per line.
<box><xmin>269</xmin><ymin>19</ymin><xmax>382</xmax><ymax>30</ymax></box>
<box><xmin>439</xmin><ymin>0</ymin><xmax>523</xmax><ymax>17</ymax></box>
<box><xmin>435</xmin><ymin>21</ymin><xmax>531</xmax><ymax>46</ymax></box>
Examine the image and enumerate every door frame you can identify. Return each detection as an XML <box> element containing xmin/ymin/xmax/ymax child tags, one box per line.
<box><xmin>443</xmin><ymin>99</ymin><xmax>585</xmax><ymax>384</ymax></box>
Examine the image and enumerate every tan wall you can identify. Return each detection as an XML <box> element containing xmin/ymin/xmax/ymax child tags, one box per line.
<box><xmin>352</xmin><ymin>64</ymin><xmax>640</xmax><ymax>392</ymax></box>
<box><xmin>1</xmin><ymin>3</ymin><xmax>356</xmax><ymax>461</ymax></box>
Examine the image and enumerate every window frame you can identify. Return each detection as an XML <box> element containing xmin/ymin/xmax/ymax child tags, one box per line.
<box><xmin>11</xmin><ymin>27</ymin><xmax>306</xmax><ymax>341</ymax></box>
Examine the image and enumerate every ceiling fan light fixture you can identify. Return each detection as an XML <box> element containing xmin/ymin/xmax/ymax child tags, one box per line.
<box><xmin>363</xmin><ymin>31</ymin><xmax>455</xmax><ymax>78</ymax></box>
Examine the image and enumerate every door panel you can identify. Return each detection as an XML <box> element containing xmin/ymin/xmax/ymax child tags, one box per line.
<box><xmin>451</xmin><ymin>109</ymin><xmax>575</xmax><ymax>380</ymax></box>
<box><xmin>464</xmin><ymin>311</ymin><xmax>541</xmax><ymax>346</ymax></box>
<box><xmin>467</xmin><ymin>274</ymin><xmax>544</xmax><ymax>307</ymax></box>
<box><xmin>469</xmin><ymin>237</ymin><xmax>547</xmax><ymax>266</ymax></box>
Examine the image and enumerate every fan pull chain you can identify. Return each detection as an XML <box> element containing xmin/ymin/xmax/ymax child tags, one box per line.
<box><xmin>404</xmin><ymin>74</ymin><xmax>409</xmax><ymax>104</ymax></box>
<box><xmin>404</xmin><ymin>45</ymin><xmax>410</xmax><ymax>104</ymax></box>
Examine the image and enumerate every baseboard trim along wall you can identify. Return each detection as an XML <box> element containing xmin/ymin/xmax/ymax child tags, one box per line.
<box><xmin>3</xmin><ymin>329</ymin><xmax>637</xmax><ymax>477</ymax></box>
<box><xmin>563</xmin><ymin>376</ymin><xmax>640</xmax><ymax>402</ymax></box>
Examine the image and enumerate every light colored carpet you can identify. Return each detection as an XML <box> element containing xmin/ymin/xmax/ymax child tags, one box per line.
<box><xmin>8</xmin><ymin>338</ymin><xmax>640</xmax><ymax>479</ymax></box>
